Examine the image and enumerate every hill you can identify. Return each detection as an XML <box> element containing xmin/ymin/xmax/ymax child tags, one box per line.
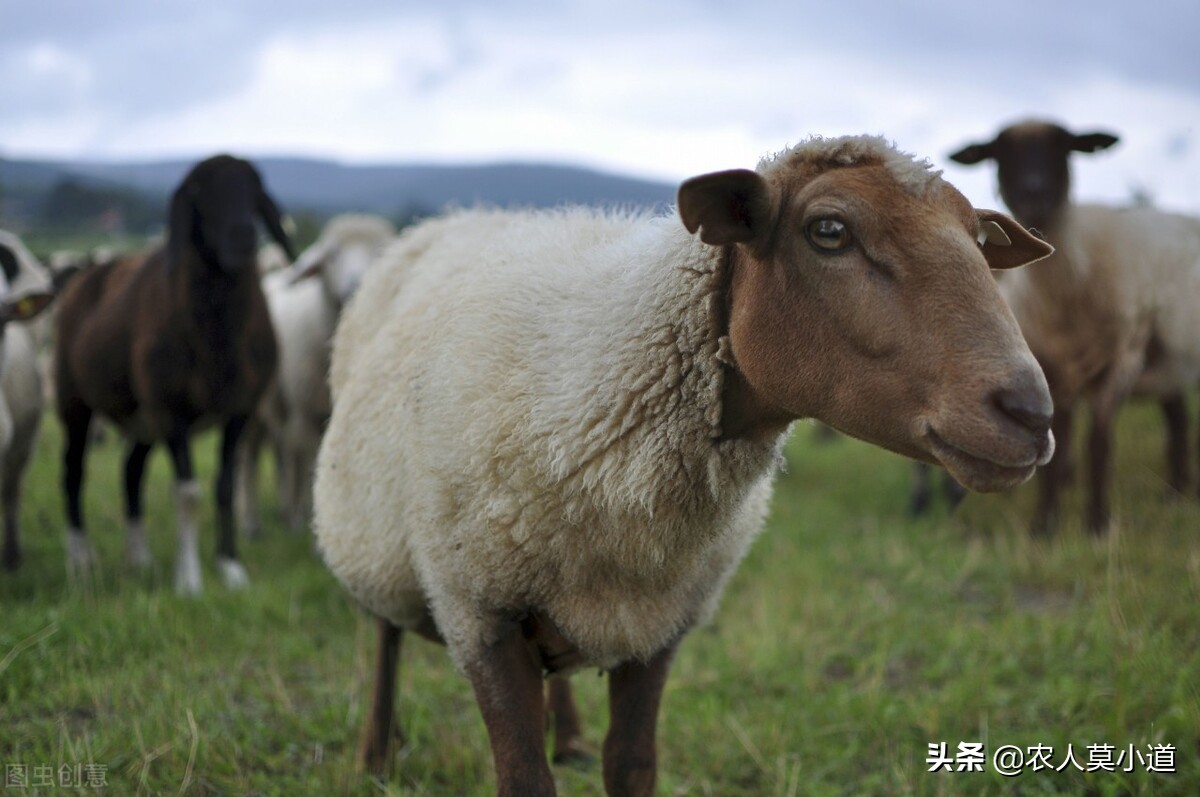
<box><xmin>0</xmin><ymin>154</ymin><xmax>677</xmax><ymax>233</ymax></box>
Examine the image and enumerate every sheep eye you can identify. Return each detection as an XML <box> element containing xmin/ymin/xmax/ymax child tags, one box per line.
<box><xmin>806</xmin><ymin>218</ymin><xmax>851</xmax><ymax>253</ymax></box>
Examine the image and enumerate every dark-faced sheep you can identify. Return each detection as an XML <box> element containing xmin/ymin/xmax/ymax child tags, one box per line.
<box><xmin>950</xmin><ymin>120</ymin><xmax>1200</xmax><ymax>535</ymax></box>
<box><xmin>313</xmin><ymin>135</ymin><xmax>1056</xmax><ymax>795</ymax></box>
<box><xmin>54</xmin><ymin>154</ymin><xmax>295</xmax><ymax>593</ymax></box>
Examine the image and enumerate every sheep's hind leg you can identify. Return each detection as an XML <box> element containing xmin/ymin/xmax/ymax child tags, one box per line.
<box><xmin>214</xmin><ymin>415</ymin><xmax>250</xmax><ymax>588</ymax></box>
<box><xmin>360</xmin><ymin>617</ymin><xmax>405</xmax><ymax>776</ymax></box>
<box><xmin>467</xmin><ymin>623</ymin><xmax>556</xmax><ymax>797</ymax></box>
<box><xmin>548</xmin><ymin>677</ymin><xmax>593</xmax><ymax>768</ymax></box>
<box><xmin>1159</xmin><ymin>393</ymin><xmax>1190</xmax><ymax>497</ymax></box>
<box><xmin>123</xmin><ymin>441</ymin><xmax>154</xmax><ymax>570</ymax></box>
<box><xmin>61</xmin><ymin>403</ymin><xmax>97</xmax><ymax>580</ymax></box>
<box><xmin>603</xmin><ymin>642</ymin><xmax>677</xmax><ymax>797</ymax></box>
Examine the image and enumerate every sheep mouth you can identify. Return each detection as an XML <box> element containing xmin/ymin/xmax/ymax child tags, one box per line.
<box><xmin>924</xmin><ymin>427</ymin><xmax>1050</xmax><ymax>493</ymax></box>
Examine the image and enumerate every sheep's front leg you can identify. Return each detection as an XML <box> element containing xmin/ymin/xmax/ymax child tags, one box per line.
<box><xmin>215</xmin><ymin>415</ymin><xmax>250</xmax><ymax>588</ymax></box>
<box><xmin>604</xmin><ymin>642</ymin><xmax>677</xmax><ymax>797</ymax></box>
<box><xmin>1033</xmin><ymin>407</ymin><xmax>1073</xmax><ymax>536</ymax></box>
<box><xmin>123</xmin><ymin>441</ymin><xmax>154</xmax><ymax>570</ymax></box>
<box><xmin>165</xmin><ymin>429</ymin><xmax>203</xmax><ymax>595</ymax></box>
<box><xmin>466</xmin><ymin>625</ymin><xmax>556</xmax><ymax>797</ymax></box>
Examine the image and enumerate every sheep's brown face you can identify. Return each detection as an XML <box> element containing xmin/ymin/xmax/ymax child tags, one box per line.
<box><xmin>680</xmin><ymin>158</ymin><xmax>1056</xmax><ymax>493</ymax></box>
<box><xmin>949</xmin><ymin>121</ymin><xmax>1119</xmax><ymax>233</ymax></box>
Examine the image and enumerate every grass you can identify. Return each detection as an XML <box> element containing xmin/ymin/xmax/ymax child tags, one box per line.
<box><xmin>1</xmin><ymin>404</ymin><xmax>1198</xmax><ymax>796</ymax></box>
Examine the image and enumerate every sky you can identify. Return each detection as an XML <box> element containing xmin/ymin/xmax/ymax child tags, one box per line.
<box><xmin>2</xmin><ymin>0</ymin><xmax>1199</xmax><ymax>214</ymax></box>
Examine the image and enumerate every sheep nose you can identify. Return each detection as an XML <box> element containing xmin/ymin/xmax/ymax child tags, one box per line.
<box><xmin>991</xmin><ymin>377</ymin><xmax>1053</xmax><ymax>436</ymax></box>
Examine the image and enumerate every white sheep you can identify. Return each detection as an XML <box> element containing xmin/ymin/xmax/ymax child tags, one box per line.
<box><xmin>0</xmin><ymin>234</ymin><xmax>57</xmax><ymax>570</ymax></box>
<box><xmin>313</xmin><ymin>135</ymin><xmax>1057</xmax><ymax>793</ymax></box>
<box><xmin>950</xmin><ymin>120</ymin><xmax>1200</xmax><ymax>534</ymax></box>
<box><xmin>238</xmin><ymin>214</ymin><xmax>395</xmax><ymax>535</ymax></box>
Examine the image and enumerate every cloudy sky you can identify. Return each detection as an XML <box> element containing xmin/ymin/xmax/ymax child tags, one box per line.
<box><xmin>3</xmin><ymin>0</ymin><xmax>1198</xmax><ymax>214</ymax></box>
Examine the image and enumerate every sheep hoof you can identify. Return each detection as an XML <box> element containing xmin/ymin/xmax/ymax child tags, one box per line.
<box><xmin>552</xmin><ymin>746</ymin><xmax>595</xmax><ymax>770</ymax></box>
<box><xmin>174</xmin><ymin>556</ymin><xmax>204</xmax><ymax>597</ymax></box>
<box><xmin>65</xmin><ymin>529</ymin><xmax>98</xmax><ymax>581</ymax></box>
<box><xmin>217</xmin><ymin>557</ymin><xmax>251</xmax><ymax>589</ymax></box>
<box><xmin>125</xmin><ymin>522</ymin><xmax>153</xmax><ymax>570</ymax></box>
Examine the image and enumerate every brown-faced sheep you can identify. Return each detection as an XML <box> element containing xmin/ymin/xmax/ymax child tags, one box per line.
<box><xmin>950</xmin><ymin>120</ymin><xmax>1200</xmax><ymax>534</ymax></box>
<box><xmin>313</xmin><ymin>135</ymin><xmax>1056</xmax><ymax>795</ymax></box>
<box><xmin>54</xmin><ymin>154</ymin><xmax>295</xmax><ymax>593</ymax></box>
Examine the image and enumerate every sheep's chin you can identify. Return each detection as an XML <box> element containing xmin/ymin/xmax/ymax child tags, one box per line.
<box><xmin>923</xmin><ymin>428</ymin><xmax>1042</xmax><ymax>493</ymax></box>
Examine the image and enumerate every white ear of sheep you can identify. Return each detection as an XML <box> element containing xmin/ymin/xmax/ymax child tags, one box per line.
<box><xmin>288</xmin><ymin>246</ymin><xmax>328</xmax><ymax>286</ymax></box>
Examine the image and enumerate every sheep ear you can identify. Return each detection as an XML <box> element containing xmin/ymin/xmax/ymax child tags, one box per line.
<box><xmin>1070</xmin><ymin>131</ymin><xmax>1119</xmax><ymax>153</ymax></box>
<box><xmin>167</xmin><ymin>181</ymin><xmax>196</xmax><ymax>268</ymax></box>
<box><xmin>0</xmin><ymin>243</ymin><xmax>19</xmax><ymax>284</ymax></box>
<box><xmin>948</xmin><ymin>140</ymin><xmax>996</xmax><ymax>165</ymax></box>
<box><xmin>678</xmin><ymin>169</ymin><xmax>774</xmax><ymax>246</ymax></box>
<box><xmin>288</xmin><ymin>246</ymin><xmax>327</xmax><ymax>285</ymax></box>
<box><xmin>0</xmin><ymin>290</ymin><xmax>55</xmax><ymax>324</ymax></box>
<box><xmin>257</xmin><ymin>190</ymin><xmax>297</xmax><ymax>262</ymax></box>
<box><xmin>975</xmin><ymin>209</ymin><xmax>1054</xmax><ymax>270</ymax></box>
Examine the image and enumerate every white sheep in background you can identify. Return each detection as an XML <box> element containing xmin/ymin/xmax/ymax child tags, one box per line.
<box><xmin>0</xmin><ymin>235</ymin><xmax>57</xmax><ymax>570</ymax></box>
<box><xmin>950</xmin><ymin>120</ymin><xmax>1200</xmax><ymax>535</ymax></box>
<box><xmin>238</xmin><ymin>214</ymin><xmax>395</xmax><ymax>535</ymax></box>
<box><xmin>313</xmin><ymin>134</ymin><xmax>1058</xmax><ymax>794</ymax></box>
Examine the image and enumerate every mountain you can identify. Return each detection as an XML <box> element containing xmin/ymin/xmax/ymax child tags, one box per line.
<box><xmin>0</xmin><ymin>154</ymin><xmax>677</xmax><ymax>232</ymax></box>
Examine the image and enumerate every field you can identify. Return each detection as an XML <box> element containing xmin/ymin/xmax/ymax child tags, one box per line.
<box><xmin>2</xmin><ymin>404</ymin><xmax>1198</xmax><ymax>796</ymax></box>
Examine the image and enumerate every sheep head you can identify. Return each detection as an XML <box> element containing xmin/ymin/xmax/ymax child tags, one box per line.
<box><xmin>679</xmin><ymin>135</ymin><xmax>1056</xmax><ymax>493</ymax></box>
<box><xmin>949</xmin><ymin>121</ymin><xmax>1119</xmax><ymax>231</ymax></box>
<box><xmin>168</xmin><ymin>154</ymin><xmax>296</xmax><ymax>275</ymax></box>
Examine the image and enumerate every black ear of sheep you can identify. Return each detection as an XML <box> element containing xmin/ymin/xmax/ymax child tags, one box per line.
<box><xmin>166</xmin><ymin>179</ymin><xmax>197</xmax><ymax>270</ymax></box>
<box><xmin>258</xmin><ymin>190</ymin><xmax>296</xmax><ymax>262</ymax></box>
<box><xmin>0</xmin><ymin>243</ymin><xmax>19</xmax><ymax>284</ymax></box>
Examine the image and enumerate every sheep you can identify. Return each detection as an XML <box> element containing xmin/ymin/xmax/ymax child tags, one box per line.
<box><xmin>950</xmin><ymin>120</ymin><xmax>1200</xmax><ymax>535</ymax></box>
<box><xmin>312</xmin><ymin>134</ymin><xmax>1057</xmax><ymax>794</ymax></box>
<box><xmin>237</xmin><ymin>213</ymin><xmax>395</xmax><ymax>535</ymax></box>
<box><xmin>53</xmin><ymin>154</ymin><xmax>295</xmax><ymax>594</ymax></box>
<box><xmin>0</xmin><ymin>238</ymin><xmax>56</xmax><ymax>571</ymax></box>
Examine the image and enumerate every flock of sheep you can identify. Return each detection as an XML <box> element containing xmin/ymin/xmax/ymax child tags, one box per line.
<box><xmin>0</xmin><ymin>120</ymin><xmax>1197</xmax><ymax>796</ymax></box>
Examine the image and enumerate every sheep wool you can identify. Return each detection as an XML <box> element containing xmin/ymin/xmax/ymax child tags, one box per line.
<box><xmin>314</xmin><ymin>202</ymin><xmax>790</xmax><ymax>669</ymax></box>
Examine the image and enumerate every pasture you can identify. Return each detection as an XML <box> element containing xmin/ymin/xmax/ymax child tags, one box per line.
<box><xmin>1</xmin><ymin>404</ymin><xmax>1198</xmax><ymax>795</ymax></box>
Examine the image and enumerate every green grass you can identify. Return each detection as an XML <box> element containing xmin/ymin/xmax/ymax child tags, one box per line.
<box><xmin>2</xmin><ymin>405</ymin><xmax>1198</xmax><ymax>796</ymax></box>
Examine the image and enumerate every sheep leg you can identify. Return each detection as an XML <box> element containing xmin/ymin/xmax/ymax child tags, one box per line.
<box><xmin>466</xmin><ymin>624</ymin><xmax>556</xmax><ymax>797</ymax></box>
<box><xmin>1159</xmin><ymin>393</ymin><xmax>1189</xmax><ymax>496</ymax></box>
<box><xmin>215</xmin><ymin>415</ymin><xmax>250</xmax><ymax>588</ymax></box>
<box><xmin>123</xmin><ymin>441</ymin><xmax>155</xmax><ymax>570</ymax></box>
<box><xmin>165</xmin><ymin>429</ymin><xmax>204</xmax><ymax>595</ymax></box>
<box><xmin>1086</xmin><ymin>401</ymin><xmax>1117</xmax><ymax>536</ymax></box>
<box><xmin>1</xmin><ymin>451</ymin><xmax>23</xmax><ymax>571</ymax></box>
<box><xmin>548</xmin><ymin>677</ymin><xmax>593</xmax><ymax>767</ymax></box>
<box><xmin>61</xmin><ymin>403</ymin><xmax>97</xmax><ymax>579</ymax></box>
<box><xmin>235</xmin><ymin>416</ymin><xmax>264</xmax><ymax>539</ymax></box>
<box><xmin>907</xmin><ymin>463</ymin><xmax>933</xmax><ymax>517</ymax></box>
<box><xmin>603</xmin><ymin>642</ymin><xmax>677</xmax><ymax>797</ymax></box>
<box><xmin>942</xmin><ymin>470</ymin><xmax>967</xmax><ymax>511</ymax></box>
<box><xmin>1032</xmin><ymin>407</ymin><xmax>1073</xmax><ymax>536</ymax></box>
<box><xmin>359</xmin><ymin>616</ymin><xmax>404</xmax><ymax>776</ymax></box>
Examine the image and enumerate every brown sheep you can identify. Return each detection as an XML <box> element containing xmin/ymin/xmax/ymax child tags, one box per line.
<box><xmin>54</xmin><ymin>154</ymin><xmax>295</xmax><ymax>593</ymax></box>
<box><xmin>950</xmin><ymin>120</ymin><xmax>1200</xmax><ymax>535</ymax></box>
